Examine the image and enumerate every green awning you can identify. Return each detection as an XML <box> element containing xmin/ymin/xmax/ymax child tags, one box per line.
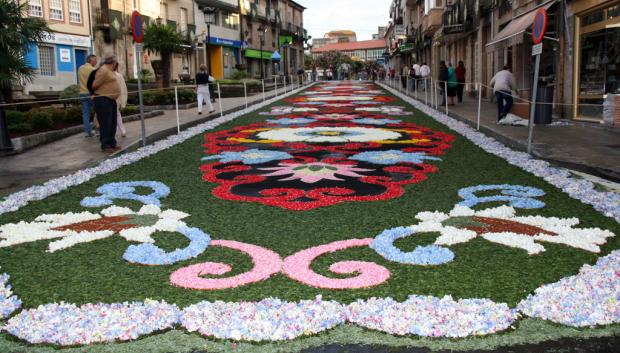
<box><xmin>244</xmin><ymin>49</ymin><xmax>273</xmax><ymax>60</ymax></box>
<box><xmin>279</xmin><ymin>35</ymin><xmax>293</xmax><ymax>45</ymax></box>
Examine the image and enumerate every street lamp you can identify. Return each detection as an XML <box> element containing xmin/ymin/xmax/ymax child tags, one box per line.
<box><xmin>203</xmin><ymin>7</ymin><xmax>215</xmax><ymax>74</ymax></box>
<box><xmin>258</xmin><ymin>25</ymin><xmax>266</xmax><ymax>79</ymax></box>
<box><xmin>281</xmin><ymin>39</ymin><xmax>290</xmax><ymax>76</ymax></box>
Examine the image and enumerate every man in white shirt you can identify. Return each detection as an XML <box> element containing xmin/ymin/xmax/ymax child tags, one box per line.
<box><xmin>419</xmin><ymin>62</ymin><xmax>430</xmax><ymax>91</ymax></box>
<box><xmin>411</xmin><ymin>63</ymin><xmax>421</xmax><ymax>91</ymax></box>
<box><xmin>490</xmin><ymin>66</ymin><xmax>518</xmax><ymax>121</ymax></box>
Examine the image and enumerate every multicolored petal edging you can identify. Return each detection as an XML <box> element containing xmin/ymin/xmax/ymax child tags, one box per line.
<box><xmin>517</xmin><ymin>249</ymin><xmax>620</xmax><ymax>327</ymax></box>
<box><xmin>0</xmin><ymin>270</ymin><xmax>22</xmax><ymax>320</ymax></box>
<box><xmin>181</xmin><ymin>296</ymin><xmax>346</xmax><ymax>341</ymax></box>
<box><xmin>0</xmin><ymin>84</ymin><xmax>316</xmax><ymax>216</ymax></box>
<box><xmin>346</xmin><ymin>295</ymin><xmax>518</xmax><ymax>338</ymax></box>
<box><xmin>2</xmin><ymin>300</ymin><xmax>181</xmax><ymax>345</ymax></box>
<box><xmin>379</xmin><ymin>83</ymin><xmax>620</xmax><ymax>223</ymax></box>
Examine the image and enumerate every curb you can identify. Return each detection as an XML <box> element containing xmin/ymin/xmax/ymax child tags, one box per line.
<box><xmin>8</xmin><ymin>111</ymin><xmax>164</xmax><ymax>155</ymax></box>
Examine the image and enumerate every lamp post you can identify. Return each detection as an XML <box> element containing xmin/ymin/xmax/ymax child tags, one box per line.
<box><xmin>203</xmin><ymin>7</ymin><xmax>215</xmax><ymax>74</ymax></box>
<box><xmin>258</xmin><ymin>25</ymin><xmax>266</xmax><ymax>79</ymax></box>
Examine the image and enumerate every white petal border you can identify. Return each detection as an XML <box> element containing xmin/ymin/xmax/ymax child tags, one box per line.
<box><xmin>378</xmin><ymin>83</ymin><xmax>620</xmax><ymax>223</ymax></box>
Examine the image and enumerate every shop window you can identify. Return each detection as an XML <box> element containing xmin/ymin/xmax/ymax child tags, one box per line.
<box><xmin>69</xmin><ymin>0</ymin><xmax>82</xmax><ymax>23</ymax></box>
<box><xmin>608</xmin><ymin>5</ymin><xmax>620</xmax><ymax>19</ymax></box>
<box><xmin>581</xmin><ymin>9</ymin><xmax>604</xmax><ymax>27</ymax></box>
<box><xmin>38</xmin><ymin>46</ymin><xmax>55</xmax><ymax>76</ymax></box>
<box><xmin>29</xmin><ymin>0</ymin><xmax>43</xmax><ymax>17</ymax></box>
<box><xmin>49</xmin><ymin>0</ymin><xmax>63</xmax><ymax>21</ymax></box>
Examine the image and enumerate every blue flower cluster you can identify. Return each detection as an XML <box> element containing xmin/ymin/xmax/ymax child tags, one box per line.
<box><xmin>370</xmin><ymin>226</ymin><xmax>454</xmax><ymax>265</ymax></box>
<box><xmin>350</xmin><ymin>150</ymin><xmax>441</xmax><ymax>165</ymax></box>
<box><xmin>0</xmin><ymin>272</ymin><xmax>22</xmax><ymax>319</ymax></box>
<box><xmin>123</xmin><ymin>226</ymin><xmax>212</xmax><ymax>266</ymax></box>
<box><xmin>266</xmin><ymin>118</ymin><xmax>317</xmax><ymax>125</ymax></box>
<box><xmin>350</xmin><ymin>118</ymin><xmax>401</xmax><ymax>125</ymax></box>
<box><xmin>80</xmin><ymin>181</ymin><xmax>170</xmax><ymax>208</ymax></box>
<box><xmin>457</xmin><ymin>184</ymin><xmax>545</xmax><ymax>209</ymax></box>
<box><xmin>202</xmin><ymin>149</ymin><xmax>293</xmax><ymax>165</ymax></box>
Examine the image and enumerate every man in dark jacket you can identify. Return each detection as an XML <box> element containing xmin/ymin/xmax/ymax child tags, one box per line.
<box><xmin>438</xmin><ymin>61</ymin><xmax>449</xmax><ymax>106</ymax></box>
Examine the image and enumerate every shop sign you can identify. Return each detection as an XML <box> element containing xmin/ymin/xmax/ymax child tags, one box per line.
<box><xmin>41</xmin><ymin>32</ymin><xmax>91</xmax><ymax>47</ymax></box>
<box><xmin>394</xmin><ymin>25</ymin><xmax>406</xmax><ymax>38</ymax></box>
<box><xmin>398</xmin><ymin>43</ymin><xmax>414</xmax><ymax>52</ymax></box>
<box><xmin>209</xmin><ymin>36</ymin><xmax>243</xmax><ymax>48</ymax></box>
<box><xmin>59</xmin><ymin>48</ymin><xmax>71</xmax><ymax>62</ymax></box>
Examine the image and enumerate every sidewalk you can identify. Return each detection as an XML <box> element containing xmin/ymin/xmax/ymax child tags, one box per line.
<box><xmin>0</xmin><ymin>87</ymin><xmax>289</xmax><ymax>197</ymax></box>
<box><xmin>386</xmin><ymin>81</ymin><xmax>620</xmax><ymax>182</ymax></box>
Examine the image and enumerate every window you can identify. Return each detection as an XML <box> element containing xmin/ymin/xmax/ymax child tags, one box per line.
<box><xmin>69</xmin><ymin>0</ymin><xmax>81</xmax><ymax>23</ymax></box>
<box><xmin>38</xmin><ymin>46</ymin><xmax>55</xmax><ymax>76</ymax></box>
<box><xmin>49</xmin><ymin>0</ymin><xmax>63</xmax><ymax>21</ymax></box>
<box><xmin>180</xmin><ymin>7</ymin><xmax>188</xmax><ymax>32</ymax></box>
<box><xmin>132</xmin><ymin>0</ymin><xmax>139</xmax><ymax>9</ymax></box>
<box><xmin>161</xmin><ymin>2</ymin><xmax>168</xmax><ymax>20</ymax></box>
<box><xmin>222</xmin><ymin>11</ymin><xmax>239</xmax><ymax>30</ymax></box>
<box><xmin>29</xmin><ymin>0</ymin><xmax>43</xmax><ymax>17</ymax></box>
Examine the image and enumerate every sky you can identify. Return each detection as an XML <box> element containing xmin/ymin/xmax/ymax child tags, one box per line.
<box><xmin>296</xmin><ymin>0</ymin><xmax>392</xmax><ymax>42</ymax></box>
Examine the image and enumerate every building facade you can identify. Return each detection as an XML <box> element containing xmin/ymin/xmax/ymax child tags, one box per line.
<box><xmin>313</xmin><ymin>30</ymin><xmax>357</xmax><ymax>49</ymax></box>
<box><xmin>310</xmin><ymin>39</ymin><xmax>388</xmax><ymax>63</ymax></box>
<box><xmin>239</xmin><ymin>0</ymin><xmax>307</xmax><ymax>79</ymax></box>
<box><xmin>195</xmin><ymin>0</ymin><xmax>243</xmax><ymax>80</ymax></box>
<box><xmin>384</xmin><ymin>0</ymin><xmax>616</xmax><ymax>123</ymax></box>
<box><xmin>24</xmin><ymin>0</ymin><xmax>94</xmax><ymax>94</ymax></box>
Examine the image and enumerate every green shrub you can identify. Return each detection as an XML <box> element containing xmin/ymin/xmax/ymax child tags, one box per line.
<box><xmin>178</xmin><ymin>89</ymin><xmax>196</xmax><ymax>102</ymax></box>
<box><xmin>49</xmin><ymin>108</ymin><xmax>66</xmax><ymax>125</ymax></box>
<box><xmin>8</xmin><ymin>122</ymin><xmax>32</xmax><ymax>133</ymax></box>
<box><xmin>64</xmin><ymin>106</ymin><xmax>83</xmax><ymax>124</ymax></box>
<box><xmin>120</xmin><ymin>105</ymin><xmax>138</xmax><ymax>116</ymax></box>
<box><xmin>60</xmin><ymin>85</ymin><xmax>80</xmax><ymax>105</ymax></box>
<box><xmin>5</xmin><ymin>110</ymin><xmax>26</xmax><ymax>125</ymax></box>
<box><xmin>28</xmin><ymin>110</ymin><xmax>54</xmax><ymax>130</ymax></box>
<box><xmin>14</xmin><ymin>102</ymin><xmax>39</xmax><ymax>112</ymax></box>
<box><xmin>230</xmin><ymin>69</ymin><xmax>249</xmax><ymax>80</ymax></box>
<box><xmin>142</xmin><ymin>92</ymin><xmax>157</xmax><ymax>105</ymax></box>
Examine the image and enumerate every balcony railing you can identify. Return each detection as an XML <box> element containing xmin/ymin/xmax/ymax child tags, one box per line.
<box><xmin>422</xmin><ymin>7</ymin><xmax>443</xmax><ymax>34</ymax></box>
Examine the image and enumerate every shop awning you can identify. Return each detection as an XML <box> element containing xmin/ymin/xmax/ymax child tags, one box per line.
<box><xmin>486</xmin><ymin>1</ymin><xmax>555</xmax><ymax>52</ymax></box>
<box><xmin>244</xmin><ymin>49</ymin><xmax>274</xmax><ymax>60</ymax></box>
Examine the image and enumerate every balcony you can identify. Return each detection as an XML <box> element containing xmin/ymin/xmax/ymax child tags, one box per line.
<box><xmin>422</xmin><ymin>8</ymin><xmax>443</xmax><ymax>35</ymax></box>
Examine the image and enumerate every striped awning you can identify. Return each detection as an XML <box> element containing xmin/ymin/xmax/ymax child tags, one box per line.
<box><xmin>486</xmin><ymin>1</ymin><xmax>555</xmax><ymax>52</ymax></box>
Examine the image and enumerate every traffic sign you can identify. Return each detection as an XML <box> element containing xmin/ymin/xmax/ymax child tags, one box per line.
<box><xmin>531</xmin><ymin>8</ymin><xmax>547</xmax><ymax>45</ymax></box>
<box><xmin>131</xmin><ymin>11</ymin><xmax>144</xmax><ymax>43</ymax></box>
<box><xmin>532</xmin><ymin>43</ymin><xmax>543</xmax><ymax>56</ymax></box>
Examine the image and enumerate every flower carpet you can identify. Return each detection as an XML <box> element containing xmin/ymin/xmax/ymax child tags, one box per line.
<box><xmin>0</xmin><ymin>81</ymin><xmax>619</xmax><ymax>351</ymax></box>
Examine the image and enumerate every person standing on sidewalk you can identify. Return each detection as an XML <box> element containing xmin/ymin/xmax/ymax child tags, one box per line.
<box><xmin>419</xmin><ymin>62</ymin><xmax>430</xmax><ymax>91</ymax></box>
<box><xmin>78</xmin><ymin>55</ymin><xmax>97</xmax><ymax>137</ymax></box>
<box><xmin>91</xmin><ymin>54</ymin><xmax>121</xmax><ymax>152</ymax></box>
<box><xmin>455</xmin><ymin>61</ymin><xmax>466</xmax><ymax>103</ymax></box>
<box><xmin>411</xmin><ymin>62</ymin><xmax>420</xmax><ymax>91</ymax></box>
<box><xmin>113</xmin><ymin>62</ymin><xmax>127</xmax><ymax>137</ymax></box>
<box><xmin>401</xmin><ymin>64</ymin><xmax>409</xmax><ymax>89</ymax></box>
<box><xmin>438</xmin><ymin>61</ymin><xmax>449</xmax><ymax>105</ymax></box>
<box><xmin>490</xmin><ymin>65</ymin><xmax>517</xmax><ymax>122</ymax></box>
<box><xmin>447</xmin><ymin>63</ymin><xmax>458</xmax><ymax>106</ymax></box>
<box><xmin>195</xmin><ymin>64</ymin><xmax>215</xmax><ymax>115</ymax></box>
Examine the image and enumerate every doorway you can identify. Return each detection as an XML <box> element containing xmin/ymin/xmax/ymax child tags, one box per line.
<box><xmin>74</xmin><ymin>49</ymin><xmax>87</xmax><ymax>83</ymax></box>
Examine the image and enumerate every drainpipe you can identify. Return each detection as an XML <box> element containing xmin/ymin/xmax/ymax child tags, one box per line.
<box><xmin>192</xmin><ymin>1</ymin><xmax>197</xmax><ymax>75</ymax></box>
<box><xmin>122</xmin><ymin>0</ymin><xmax>130</xmax><ymax>77</ymax></box>
<box><xmin>87</xmin><ymin>0</ymin><xmax>94</xmax><ymax>53</ymax></box>
<box><xmin>238</xmin><ymin>0</ymin><xmax>245</xmax><ymax>69</ymax></box>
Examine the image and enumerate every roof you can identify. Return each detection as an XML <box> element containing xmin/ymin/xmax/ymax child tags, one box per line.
<box><xmin>311</xmin><ymin>39</ymin><xmax>387</xmax><ymax>53</ymax></box>
<box><xmin>326</xmin><ymin>30</ymin><xmax>357</xmax><ymax>37</ymax></box>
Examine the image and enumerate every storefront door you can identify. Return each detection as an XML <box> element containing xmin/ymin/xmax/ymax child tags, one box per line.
<box><xmin>574</xmin><ymin>2</ymin><xmax>620</xmax><ymax>121</ymax></box>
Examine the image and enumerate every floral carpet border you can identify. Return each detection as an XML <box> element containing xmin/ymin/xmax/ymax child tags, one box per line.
<box><xmin>0</xmin><ymin>83</ymin><xmax>317</xmax><ymax>216</ymax></box>
<box><xmin>378</xmin><ymin>83</ymin><xmax>620</xmax><ymax>224</ymax></box>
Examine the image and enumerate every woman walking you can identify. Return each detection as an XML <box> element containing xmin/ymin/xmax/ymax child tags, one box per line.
<box><xmin>195</xmin><ymin>64</ymin><xmax>215</xmax><ymax>115</ymax></box>
<box><xmin>447</xmin><ymin>63</ymin><xmax>458</xmax><ymax>106</ymax></box>
<box><xmin>456</xmin><ymin>61</ymin><xmax>466</xmax><ymax>103</ymax></box>
<box><xmin>113</xmin><ymin>63</ymin><xmax>127</xmax><ymax>137</ymax></box>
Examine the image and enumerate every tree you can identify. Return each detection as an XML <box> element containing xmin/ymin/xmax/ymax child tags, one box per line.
<box><xmin>142</xmin><ymin>23</ymin><xmax>183</xmax><ymax>88</ymax></box>
<box><xmin>0</xmin><ymin>0</ymin><xmax>50</xmax><ymax>101</ymax></box>
<box><xmin>304</xmin><ymin>53</ymin><xmax>314</xmax><ymax>70</ymax></box>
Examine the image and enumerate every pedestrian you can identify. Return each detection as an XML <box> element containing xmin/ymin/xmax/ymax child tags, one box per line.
<box><xmin>412</xmin><ymin>62</ymin><xmax>420</xmax><ymax>91</ymax></box>
<box><xmin>490</xmin><ymin>65</ymin><xmax>517</xmax><ymax>122</ymax></box>
<box><xmin>312</xmin><ymin>66</ymin><xmax>317</xmax><ymax>82</ymax></box>
<box><xmin>419</xmin><ymin>62</ymin><xmax>430</xmax><ymax>91</ymax></box>
<box><xmin>195</xmin><ymin>64</ymin><xmax>215</xmax><ymax>115</ymax></box>
<box><xmin>447</xmin><ymin>63</ymin><xmax>458</xmax><ymax>106</ymax></box>
<box><xmin>401</xmin><ymin>64</ymin><xmax>409</xmax><ymax>89</ymax></box>
<box><xmin>297</xmin><ymin>67</ymin><xmax>305</xmax><ymax>84</ymax></box>
<box><xmin>438</xmin><ymin>61</ymin><xmax>449</xmax><ymax>105</ymax></box>
<box><xmin>78</xmin><ymin>54</ymin><xmax>97</xmax><ymax>137</ymax></box>
<box><xmin>112</xmin><ymin>62</ymin><xmax>127</xmax><ymax>137</ymax></box>
<box><xmin>456</xmin><ymin>61</ymin><xmax>466</xmax><ymax>103</ymax></box>
<box><xmin>91</xmin><ymin>54</ymin><xmax>121</xmax><ymax>152</ymax></box>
